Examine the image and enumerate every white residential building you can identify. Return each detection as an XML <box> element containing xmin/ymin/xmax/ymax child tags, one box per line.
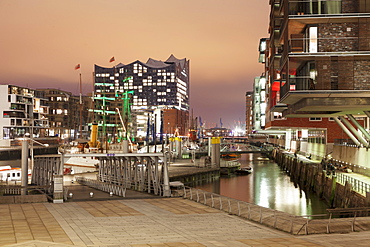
<box><xmin>0</xmin><ymin>85</ymin><xmax>49</xmax><ymax>142</ymax></box>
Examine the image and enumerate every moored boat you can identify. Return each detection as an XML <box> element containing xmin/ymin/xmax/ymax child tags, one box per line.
<box><xmin>235</xmin><ymin>167</ymin><xmax>252</xmax><ymax>175</ymax></box>
<box><xmin>0</xmin><ymin>166</ymin><xmax>31</xmax><ymax>183</ymax></box>
<box><xmin>221</xmin><ymin>153</ymin><xmax>241</xmax><ymax>160</ymax></box>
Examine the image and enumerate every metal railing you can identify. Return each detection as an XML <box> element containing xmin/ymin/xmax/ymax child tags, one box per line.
<box><xmin>75</xmin><ymin>177</ymin><xmax>164</xmax><ymax>197</ymax></box>
<box><xmin>334</xmin><ymin>139</ymin><xmax>357</xmax><ymax>147</ymax></box>
<box><xmin>75</xmin><ymin>177</ymin><xmax>127</xmax><ymax>197</ymax></box>
<box><xmin>336</xmin><ymin>173</ymin><xmax>370</xmax><ymax>196</ymax></box>
<box><xmin>176</xmin><ymin>186</ymin><xmax>370</xmax><ymax>235</ymax></box>
<box><xmin>281</xmin><ymin>81</ymin><xmax>291</xmax><ymax>100</ymax></box>
<box><xmin>0</xmin><ymin>185</ymin><xmax>51</xmax><ymax>196</ymax></box>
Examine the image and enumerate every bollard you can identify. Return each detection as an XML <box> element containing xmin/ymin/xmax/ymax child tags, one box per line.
<box><xmin>110</xmin><ymin>192</ymin><xmax>113</xmax><ymax>197</ymax></box>
<box><xmin>90</xmin><ymin>192</ymin><xmax>94</xmax><ymax>198</ymax></box>
<box><xmin>69</xmin><ymin>193</ymin><xmax>73</xmax><ymax>198</ymax></box>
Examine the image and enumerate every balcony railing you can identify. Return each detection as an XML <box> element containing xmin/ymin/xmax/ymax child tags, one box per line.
<box><xmin>280</xmin><ymin>80</ymin><xmax>294</xmax><ymax>99</ymax></box>
<box><xmin>288</xmin><ymin>37</ymin><xmax>370</xmax><ymax>54</ymax></box>
<box><xmin>289</xmin><ymin>77</ymin><xmax>315</xmax><ymax>91</ymax></box>
<box><xmin>288</xmin><ymin>1</ymin><xmax>342</xmax><ymax>16</ymax></box>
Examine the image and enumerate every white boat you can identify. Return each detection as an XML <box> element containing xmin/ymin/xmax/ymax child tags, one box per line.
<box><xmin>235</xmin><ymin>167</ymin><xmax>253</xmax><ymax>175</ymax></box>
<box><xmin>0</xmin><ymin>165</ymin><xmax>31</xmax><ymax>183</ymax></box>
<box><xmin>63</xmin><ymin>157</ymin><xmax>99</xmax><ymax>175</ymax></box>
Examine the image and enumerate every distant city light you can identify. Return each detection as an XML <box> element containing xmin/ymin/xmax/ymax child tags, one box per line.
<box><xmin>233</xmin><ymin>127</ymin><xmax>245</xmax><ymax>136</ymax></box>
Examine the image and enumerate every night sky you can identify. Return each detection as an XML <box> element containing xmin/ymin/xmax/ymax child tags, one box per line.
<box><xmin>0</xmin><ymin>0</ymin><xmax>269</xmax><ymax>129</ymax></box>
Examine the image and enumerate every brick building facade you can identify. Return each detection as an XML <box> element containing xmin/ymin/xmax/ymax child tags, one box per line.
<box><xmin>257</xmin><ymin>0</ymin><xmax>370</xmax><ymax>156</ymax></box>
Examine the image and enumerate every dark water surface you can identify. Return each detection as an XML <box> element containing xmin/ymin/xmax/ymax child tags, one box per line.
<box><xmin>195</xmin><ymin>153</ymin><xmax>329</xmax><ymax>216</ymax></box>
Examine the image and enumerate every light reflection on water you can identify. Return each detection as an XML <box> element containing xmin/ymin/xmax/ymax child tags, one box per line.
<box><xmin>194</xmin><ymin>153</ymin><xmax>328</xmax><ymax>216</ymax></box>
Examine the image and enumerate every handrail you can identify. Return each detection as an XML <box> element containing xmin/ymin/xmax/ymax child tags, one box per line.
<box><xmin>178</xmin><ymin>186</ymin><xmax>370</xmax><ymax>235</ymax></box>
<box><xmin>336</xmin><ymin>173</ymin><xmax>370</xmax><ymax>196</ymax></box>
<box><xmin>0</xmin><ymin>185</ymin><xmax>51</xmax><ymax>195</ymax></box>
<box><xmin>75</xmin><ymin>177</ymin><xmax>164</xmax><ymax>197</ymax></box>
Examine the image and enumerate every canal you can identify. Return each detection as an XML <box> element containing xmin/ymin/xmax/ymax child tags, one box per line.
<box><xmin>195</xmin><ymin>153</ymin><xmax>329</xmax><ymax>216</ymax></box>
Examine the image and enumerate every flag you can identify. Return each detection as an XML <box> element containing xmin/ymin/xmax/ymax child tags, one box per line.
<box><xmin>74</xmin><ymin>64</ymin><xmax>81</xmax><ymax>70</ymax></box>
<box><xmin>109</xmin><ymin>56</ymin><xmax>115</xmax><ymax>63</ymax></box>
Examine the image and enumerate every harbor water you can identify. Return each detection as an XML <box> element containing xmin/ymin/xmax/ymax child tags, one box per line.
<box><xmin>195</xmin><ymin>153</ymin><xmax>329</xmax><ymax>216</ymax></box>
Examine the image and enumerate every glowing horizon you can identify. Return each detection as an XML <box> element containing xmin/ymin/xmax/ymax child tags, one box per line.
<box><xmin>0</xmin><ymin>0</ymin><xmax>269</xmax><ymax>129</ymax></box>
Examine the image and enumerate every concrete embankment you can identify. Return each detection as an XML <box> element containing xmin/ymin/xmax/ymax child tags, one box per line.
<box><xmin>272</xmin><ymin>149</ymin><xmax>370</xmax><ymax>208</ymax></box>
<box><xmin>168</xmin><ymin>159</ymin><xmax>220</xmax><ymax>186</ymax></box>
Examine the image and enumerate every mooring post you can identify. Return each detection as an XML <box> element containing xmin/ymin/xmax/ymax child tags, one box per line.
<box><xmin>162</xmin><ymin>153</ymin><xmax>171</xmax><ymax>197</ymax></box>
<box><xmin>21</xmin><ymin>138</ymin><xmax>29</xmax><ymax>196</ymax></box>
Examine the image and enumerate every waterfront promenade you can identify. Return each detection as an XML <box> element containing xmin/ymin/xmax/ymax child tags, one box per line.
<box><xmin>2</xmin><ymin>156</ymin><xmax>370</xmax><ymax>246</ymax></box>
<box><xmin>2</xmin><ymin>193</ymin><xmax>370</xmax><ymax>247</ymax></box>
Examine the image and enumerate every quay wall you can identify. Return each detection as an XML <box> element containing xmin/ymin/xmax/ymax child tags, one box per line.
<box><xmin>272</xmin><ymin>149</ymin><xmax>370</xmax><ymax>208</ymax></box>
<box><xmin>169</xmin><ymin>169</ymin><xmax>220</xmax><ymax>187</ymax></box>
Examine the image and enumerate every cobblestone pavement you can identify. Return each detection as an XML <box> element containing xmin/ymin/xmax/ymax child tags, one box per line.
<box><xmin>2</xmin><ymin>197</ymin><xmax>370</xmax><ymax>247</ymax></box>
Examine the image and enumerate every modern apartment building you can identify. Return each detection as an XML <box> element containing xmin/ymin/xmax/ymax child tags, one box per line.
<box><xmin>260</xmin><ymin>0</ymin><xmax>370</xmax><ymax>158</ymax></box>
<box><xmin>36</xmin><ymin>89</ymin><xmax>91</xmax><ymax>140</ymax></box>
<box><xmin>93</xmin><ymin>55</ymin><xmax>190</xmax><ymax>142</ymax></box>
<box><xmin>0</xmin><ymin>85</ymin><xmax>49</xmax><ymax>143</ymax></box>
<box><xmin>253</xmin><ymin>76</ymin><xmax>267</xmax><ymax>131</ymax></box>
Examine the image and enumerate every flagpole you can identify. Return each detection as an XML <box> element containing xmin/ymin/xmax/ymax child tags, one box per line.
<box><xmin>74</xmin><ymin>64</ymin><xmax>82</xmax><ymax>140</ymax></box>
<box><xmin>79</xmin><ymin>72</ymin><xmax>83</xmax><ymax>138</ymax></box>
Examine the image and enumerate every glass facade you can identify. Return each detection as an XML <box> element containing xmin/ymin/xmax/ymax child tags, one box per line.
<box><xmin>93</xmin><ymin>55</ymin><xmax>190</xmax><ymax>141</ymax></box>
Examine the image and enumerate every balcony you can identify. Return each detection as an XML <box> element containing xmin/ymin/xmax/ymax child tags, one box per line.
<box><xmin>280</xmin><ymin>89</ymin><xmax>370</xmax><ymax>117</ymax></box>
<box><xmin>10</xmin><ymin>103</ymin><xmax>26</xmax><ymax>111</ymax></box>
<box><xmin>288</xmin><ymin>36</ymin><xmax>370</xmax><ymax>54</ymax></box>
<box><xmin>288</xmin><ymin>1</ymin><xmax>342</xmax><ymax>16</ymax></box>
<box><xmin>3</xmin><ymin>111</ymin><xmax>26</xmax><ymax>119</ymax></box>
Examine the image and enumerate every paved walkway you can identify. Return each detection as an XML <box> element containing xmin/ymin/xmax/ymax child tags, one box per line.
<box><xmin>1</xmin><ymin>195</ymin><xmax>370</xmax><ymax>247</ymax></box>
<box><xmin>2</xmin><ymin>154</ymin><xmax>370</xmax><ymax>246</ymax></box>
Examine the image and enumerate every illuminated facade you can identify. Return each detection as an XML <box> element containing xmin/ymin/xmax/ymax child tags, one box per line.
<box><xmin>253</xmin><ymin>76</ymin><xmax>267</xmax><ymax>130</ymax></box>
<box><xmin>36</xmin><ymin>88</ymin><xmax>90</xmax><ymax>140</ymax></box>
<box><xmin>0</xmin><ymin>85</ymin><xmax>49</xmax><ymax>140</ymax></box>
<box><xmin>245</xmin><ymin>91</ymin><xmax>253</xmax><ymax>135</ymax></box>
<box><xmin>93</xmin><ymin>54</ymin><xmax>190</xmax><ymax>141</ymax></box>
<box><xmin>259</xmin><ymin>0</ymin><xmax>370</xmax><ymax>158</ymax></box>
